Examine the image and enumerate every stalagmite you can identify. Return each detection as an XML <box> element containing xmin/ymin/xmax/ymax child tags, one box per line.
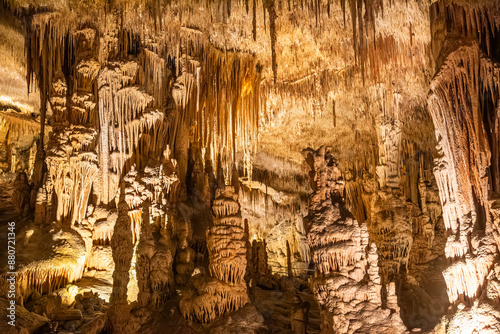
<box><xmin>179</xmin><ymin>185</ymin><xmax>248</xmax><ymax>323</ymax></box>
<box><xmin>303</xmin><ymin>146</ymin><xmax>406</xmax><ymax>333</ymax></box>
<box><xmin>207</xmin><ymin>186</ymin><xmax>247</xmax><ymax>284</ymax></box>
<box><xmin>173</xmin><ymin>215</ymin><xmax>195</xmax><ymax>285</ymax></box>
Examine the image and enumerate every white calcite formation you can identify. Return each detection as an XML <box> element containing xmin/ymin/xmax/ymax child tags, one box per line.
<box><xmin>429</xmin><ymin>39</ymin><xmax>499</xmax><ymax>305</ymax></box>
<box><xmin>303</xmin><ymin>146</ymin><xmax>406</xmax><ymax>334</ymax></box>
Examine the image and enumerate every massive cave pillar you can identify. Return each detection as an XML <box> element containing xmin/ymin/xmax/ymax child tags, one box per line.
<box><xmin>11</xmin><ymin>17</ymin><xmax>102</xmax><ymax>299</ymax></box>
<box><xmin>428</xmin><ymin>2</ymin><xmax>500</xmax><ymax>331</ymax></box>
<box><xmin>207</xmin><ymin>185</ymin><xmax>247</xmax><ymax>285</ymax></box>
<box><xmin>303</xmin><ymin>146</ymin><xmax>406</xmax><ymax>334</ymax></box>
<box><xmin>429</xmin><ymin>39</ymin><xmax>497</xmax><ymax>306</ymax></box>
<box><xmin>173</xmin><ymin>213</ymin><xmax>195</xmax><ymax>285</ymax></box>
<box><xmin>179</xmin><ymin>184</ymin><xmax>248</xmax><ymax>323</ymax></box>
<box><xmin>110</xmin><ymin>184</ymin><xmax>135</xmax><ymax>304</ymax></box>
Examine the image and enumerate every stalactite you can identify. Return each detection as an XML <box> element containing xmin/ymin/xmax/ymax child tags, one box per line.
<box><xmin>350</xmin><ymin>0</ymin><xmax>357</xmax><ymax>64</ymax></box>
<box><xmin>252</xmin><ymin>0</ymin><xmax>257</xmax><ymax>41</ymax></box>
<box><xmin>265</xmin><ymin>0</ymin><xmax>278</xmax><ymax>84</ymax></box>
<box><xmin>286</xmin><ymin>240</ymin><xmax>293</xmax><ymax>277</ymax></box>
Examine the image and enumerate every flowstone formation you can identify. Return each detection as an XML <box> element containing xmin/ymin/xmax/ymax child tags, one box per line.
<box><xmin>179</xmin><ymin>184</ymin><xmax>248</xmax><ymax>323</ymax></box>
<box><xmin>303</xmin><ymin>146</ymin><xmax>406</xmax><ymax>334</ymax></box>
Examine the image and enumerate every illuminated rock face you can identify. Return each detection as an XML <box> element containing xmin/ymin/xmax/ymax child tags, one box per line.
<box><xmin>429</xmin><ymin>39</ymin><xmax>499</xmax><ymax>305</ymax></box>
<box><xmin>427</xmin><ymin>1</ymin><xmax>500</xmax><ymax>332</ymax></box>
<box><xmin>303</xmin><ymin>146</ymin><xmax>406</xmax><ymax>334</ymax></box>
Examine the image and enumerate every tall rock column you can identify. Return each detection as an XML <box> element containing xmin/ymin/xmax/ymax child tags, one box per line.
<box><xmin>179</xmin><ymin>184</ymin><xmax>248</xmax><ymax>323</ymax></box>
<box><xmin>207</xmin><ymin>185</ymin><xmax>247</xmax><ymax>284</ymax></box>
<box><xmin>303</xmin><ymin>146</ymin><xmax>406</xmax><ymax>334</ymax></box>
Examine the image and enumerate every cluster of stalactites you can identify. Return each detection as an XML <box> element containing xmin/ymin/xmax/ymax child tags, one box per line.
<box><xmin>27</xmin><ymin>20</ymin><xmax>102</xmax><ymax>229</ymax></box>
<box><xmin>430</xmin><ymin>41</ymin><xmax>496</xmax><ymax>229</ymax></box>
<box><xmin>98</xmin><ymin>62</ymin><xmax>158</xmax><ymax>203</ymax></box>
<box><xmin>431</xmin><ymin>0</ymin><xmax>500</xmax><ymax>60</ymax></box>
<box><xmin>25</xmin><ymin>8</ymin><xmax>263</xmax><ymax>207</ymax></box>
<box><xmin>238</xmin><ymin>179</ymin><xmax>310</xmax><ymax>238</ymax></box>
<box><xmin>121</xmin><ymin>156</ymin><xmax>180</xmax><ymax>243</ymax></box>
<box><xmin>45</xmin><ymin>126</ymin><xmax>99</xmax><ymax>225</ymax></box>
<box><xmin>172</xmin><ymin>34</ymin><xmax>260</xmax><ymax>176</ymax></box>
<box><xmin>442</xmin><ymin>245</ymin><xmax>497</xmax><ymax>304</ymax></box>
<box><xmin>26</xmin><ymin>12</ymin><xmax>69</xmax><ymax>106</ymax></box>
